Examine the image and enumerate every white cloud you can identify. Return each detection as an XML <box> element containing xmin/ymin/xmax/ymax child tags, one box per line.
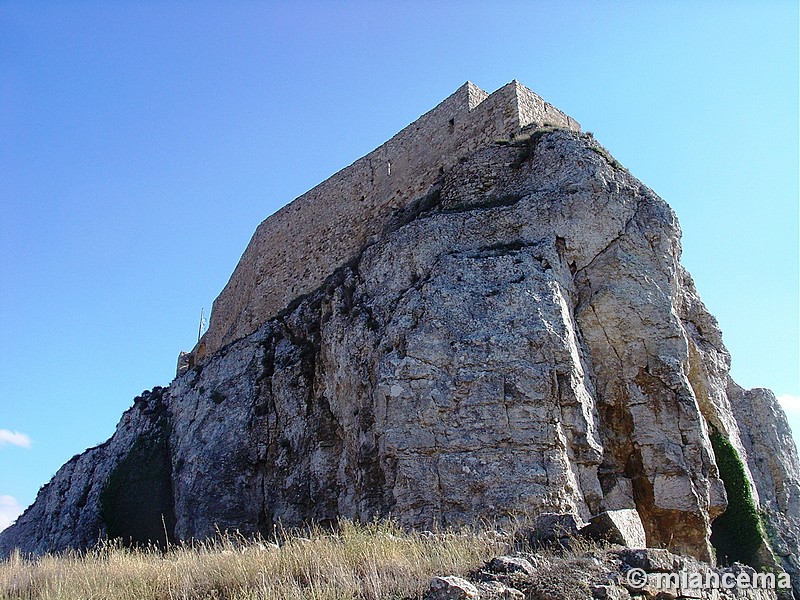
<box><xmin>0</xmin><ymin>429</ymin><xmax>31</xmax><ymax>449</ymax></box>
<box><xmin>778</xmin><ymin>394</ymin><xmax>800</xmax><ymax>414</ymax></box>
<box><xmin>0</xmin><ymin>495</ymin><xmax>23</xmax><ymax>532</ymax></box>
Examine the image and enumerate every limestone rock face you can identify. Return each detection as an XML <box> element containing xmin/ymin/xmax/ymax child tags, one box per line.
<box><xmin>727</xmin><ymin>381</ymin><xmax>800</xmax><ymax>586</ymax></box>
<box><xmin>200</xmin><ymin>81</ymin><xmax>580</xmax><ymax>357</ymax></box>
<box><xmin>0</xmin><ymin>389</ymin><xmax>171</xmax><ymax>554</ymax></box>
<box><xmin>1</xmin><ymin>120</ymin><xmax>797</xmax><ymax>588</ymax></box>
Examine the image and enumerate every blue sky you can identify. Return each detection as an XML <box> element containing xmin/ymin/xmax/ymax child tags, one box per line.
<box><xmin>1</xmin><ymin>2</ymin><xmax>797</xmax><ymax>531</ymax></box>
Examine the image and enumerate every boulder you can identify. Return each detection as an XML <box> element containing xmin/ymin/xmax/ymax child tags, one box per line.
<box><xmin>427</xmin><ymin>576</ymin><xmax>480</xmax><ymax>600</ymax></box>
<box><xmin>477</xmin><ymin>580</ymin><xmax>525</xmax><ymax>599</ymax></box>
<box><xmin>530</xmin><ymin>512</ymin><xmax>585</xmax><ymax>545</ymax></box>
<box><xmin>615</xmin><ymin>548</ymin><xmax>681</xmax><ymax>573</ymax></box>
<box><xmin>486</xmin><ymin>556</ymin><xmax>536</xmax><ymax>576</ymax></box>
<box><xmin>580</xmin><ymin>509</ymin><xmax>647</xmax><ymax>548</ymax></box>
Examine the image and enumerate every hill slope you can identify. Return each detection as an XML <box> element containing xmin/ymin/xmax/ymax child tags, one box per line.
<box><xmin>2</xmin><ymin>86</ymin><xmax>797</xmax><ymax>594</ymax></box>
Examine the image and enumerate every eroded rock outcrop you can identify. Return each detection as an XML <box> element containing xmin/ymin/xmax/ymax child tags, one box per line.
<box><xmin>427</xmin><ymin>547</ymin><xmax>790</xmax><ymax>599</ymax></box>
<box><xmin>728</xmin><ymin>382</ymin><xmax>800</xmax><ymax>586</ymax></box>
<box><xmin>1</xmin><ymin>85</ymin><xmax>797</xmax><ymax>593</ymax></box>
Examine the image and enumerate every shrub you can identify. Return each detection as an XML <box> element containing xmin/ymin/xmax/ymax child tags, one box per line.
<box><xmin>510</xmin><ymin>126</ymin><xmax>560</xmax><ymax>169</ymax></box>
<box><xmin>709</xmin><ymin>430</ymin><xmax>766</xmax><ymax>566</ymax></box>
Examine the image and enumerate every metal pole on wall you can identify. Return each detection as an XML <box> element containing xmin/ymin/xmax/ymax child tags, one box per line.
<box><xmin>198</xmin><ymin>308</ymin><xmax>206</xmax><ymax>343</ymax></box>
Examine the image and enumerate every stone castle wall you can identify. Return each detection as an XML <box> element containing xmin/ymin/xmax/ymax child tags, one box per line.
<box><xmin>197</xmin><ymin>81</ymin><xmax>580</xmax><ymax>359</ymax></box>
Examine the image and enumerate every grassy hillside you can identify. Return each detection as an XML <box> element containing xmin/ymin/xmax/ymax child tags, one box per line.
<box><xmin>0</xmin><ymin>520</ymin><xmax>512</xmax><ymax>600</ymax></box>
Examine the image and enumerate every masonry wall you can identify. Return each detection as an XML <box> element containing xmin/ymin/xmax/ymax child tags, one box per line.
<box><xmin>198</xmin><ymin>81</ymin><xmax>580</xmax><ymax>358</ymax></box>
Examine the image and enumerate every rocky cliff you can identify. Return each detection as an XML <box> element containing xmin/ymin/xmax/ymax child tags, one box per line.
<box><xmin>1</xmin><ymin>89</ymin><xmax>797</xmax><ymax>593</ymax></box>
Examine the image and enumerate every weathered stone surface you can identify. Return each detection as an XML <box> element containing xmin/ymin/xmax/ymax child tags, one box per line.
<box><xmin>200</xmin><ymin>81</ymin><xmax>580</xmax><ymax>358</ymax></box>
<box><xmin>176</xmin><ymin>351</ymin><xmax>191</xmax><ymax>376</ymax></box>
<box><xmin>591</xmin><ymin>583</ymin><xmax>631</xmax><ymax>600</ymax></box>
<box><xmin>727</xmin><ymin>381</ymin><xmax>800</xmax><ymax>597</ymax></box>
<box><xmin>476</xmin><ymin>580</ymin><xmax>525</xmax><ymax>599</ymax></box>
<box><xmin>581</xmin><ymin>509</ymin><xmax>647</xmax><ymax>548</ymax></box>
<box><xmin>530</xmin><ymin>512</ymin><xmax>585</xmax><ymax>544</ymax></box>
<box><xmin>615</xmin><ymin>548</ymin><xmax>683</xmax><ymax>573</ymax></box>
<box><xmin>427</xmin><ymin>576</ymin><xmax>480</xmax><ymax>599</ymax></box>
<box><xmin>1</xmin><ymin>84</ymin><xmax>798</xmax><ymax>597</ymax></box>
<box><xmin>486</xmin><ymin>556</ymin><xmax>536</xmax><ymax>576</ymax></box>
<box><xmin>0</xmin><ymin>388</ymin><xmax>172</xmax><ymax>554</ymax></box>
<box><xmin>456</xmin><ymin>546</ymin><xmax>785</xmax><ymax>600</ymax></box>
<box><xmin>613</xmin><ymin>548</ymin><xmax>786</xmax><ymax>600</ymax></box>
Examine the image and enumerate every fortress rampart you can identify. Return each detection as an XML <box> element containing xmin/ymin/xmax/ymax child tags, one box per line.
<box><xmin>196</xmin><ymin>81</ymin><xmax>580</xmax><ymax>360</ymax></box>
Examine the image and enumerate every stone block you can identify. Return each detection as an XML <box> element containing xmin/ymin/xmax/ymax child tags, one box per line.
<box><xmin>580</xmin><ymin>509</ymin><xmax>647</xmax><ymax>548</ymax></box>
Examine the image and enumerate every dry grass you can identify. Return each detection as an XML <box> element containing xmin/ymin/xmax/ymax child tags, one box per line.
<box><xmin>0</xmin><ymin>520</ymin><xmax>514</xmax><ymax>600</ymax></box>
